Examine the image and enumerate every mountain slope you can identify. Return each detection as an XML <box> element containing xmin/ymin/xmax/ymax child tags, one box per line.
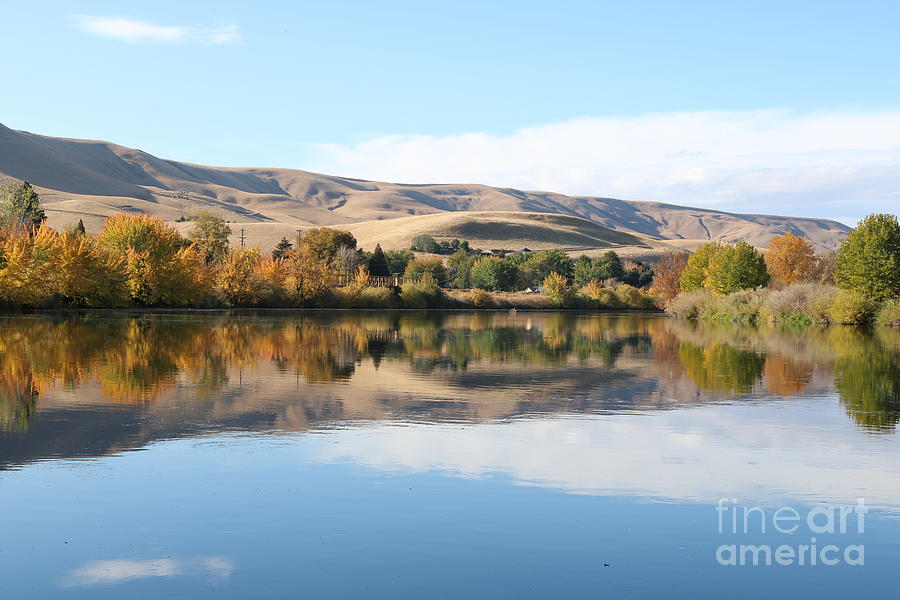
<box><xmin>0</xmin><ymin>123</ymin><xmax>850</xmax><ymax>251</ymax></box>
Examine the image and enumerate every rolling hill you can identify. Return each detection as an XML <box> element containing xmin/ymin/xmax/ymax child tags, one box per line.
<box><xmin>0</xmin><ymin>123</ymin><xmax>851</xmax><ymax>253</ymax></box>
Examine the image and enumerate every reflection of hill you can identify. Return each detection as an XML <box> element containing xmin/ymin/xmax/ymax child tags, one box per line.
<box><xmin>1</xmin><ymin>312</ymin><xmax>898</xmax><ymax>468</ymax></box>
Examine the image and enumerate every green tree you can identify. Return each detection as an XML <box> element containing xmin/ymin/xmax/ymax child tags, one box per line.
<box><xmin>404</xmin><ymin>257</ymin><xmax>447</xmax><ymax>284</ymax></box>
<box><xmin>706</xmin><ymin>241</ymin><xmax>769</xmax><ymax>295</ymax></box>
<box><xmin>622</xmin><ymin>261</ymin><xmax>654</xmax><ymax>288</ymax></box>
<box><xmin>368</xmin><ymin>243</ymin><xmax>391</xmax><ymax>276</ymax></box>
<box><xmin>680</xmin><ymin>242</ymin><xmax>722</xmax><ymax>292</ymax></box>
<box><xmin>188</xmin><ymin>211</ymin><xmax>231</xmax><ymax>263</ymax></box>
<box><xmin>523</xmin><ymin>250</ymin><xmax>573</xmax><ymax>285</ymax></box>
<box><xmin>469</xmin><ymin>257</ymin><xmax>519</xmax><ymax>291</ymax></box>
<box><xmin>384</xmin><ymin>250</ymin><xmax>415</xmax><ymax>275</ymax></box>
<box><xmin>299</xmin><ymin>227</ymin><xmax>357</xmax><ymax>262</ymax></box>
<box><xmin>448</xmin><ymin>248</ymin><xmax>477</xmax><ymax>288</ymax></box>
<box><xmin>834</xmin><ymin>213</ymin><xmax>900</xmax><ymax>301</ymax></box>
<box><xmin>272</xmin><ymin>237</ymin><xmax>293</xmax><ymax>260</ymax></box>
<box><xmin>410</xmin><ymin>234</ymin><xmax>440</xmax><ymax>253</ymax></box>
<box><xmin>594</xmin><ymin>251</ymin><xmax>625</xmax><ymax>281</ymax></box>
<box><xmin>573</xmin><ymin>255</ymin><xmax>595</xmax><ymax>286</ymax></box>
<box><xmin>0</xmin><ymin>181</ymin><xmax>46</xmax><ymax>230</ymax></box>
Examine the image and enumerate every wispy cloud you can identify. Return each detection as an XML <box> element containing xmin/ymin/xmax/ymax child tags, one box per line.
<box><xmin>72</xmin><ymin>15</ymin><xmax>240</xmax><ymax>45</ymax></box>
<box><xmin>311</xmin><ymin>109</ymin><xmax>900</xmax><ymax>220</ymax></box>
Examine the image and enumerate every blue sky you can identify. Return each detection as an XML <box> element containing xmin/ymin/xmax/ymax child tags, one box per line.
<box><xmin>2</xmin><ymin>1</ymin><xmax>899</xmax><ymax>222</ymax></box>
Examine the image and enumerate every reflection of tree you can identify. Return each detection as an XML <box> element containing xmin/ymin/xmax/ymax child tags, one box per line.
<box><xmin>833</xmin><ymin>329</ymin><xmax>900</xmax><ymax>432</ymax></box>
<box><xmin>0</xmin><ymin>375</ymin><xmax>38</xmax><ymax>432</ymax></box>
<box><xmin>763</xmin><ymin>355</ymin><xmax>812</xmax><ymax>397</ymax></box>
<box><xmin>678</xmin><ymin>341</ymin><xmax>766</xmax><ymax>395</ymax></box>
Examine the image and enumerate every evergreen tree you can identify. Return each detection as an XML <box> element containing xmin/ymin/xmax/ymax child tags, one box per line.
<box><xmin>273</xmin><ymin>237</ymin><xmax>293</xmax><ymax>260</ymax></box>
<box><xmin>594</xmin><ymin>251</ymin><xmax>625</xmax><ymax>281</ymax></box>
<box><xmin>75</xmin><ymin>219</ymin><xmax>86</xmax><ymax>236</ymax></box>
<box><xmin>368</xmin><ymin>243</ymin><xmax>391</xmax><ymax>276</ymax></box>
<box><xmin>0</xmin><ymin>181</ymin><xmax>46</xmax><ymax>230</ymax></box>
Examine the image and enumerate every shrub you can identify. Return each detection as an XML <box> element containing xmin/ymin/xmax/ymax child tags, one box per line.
<box><xmin>615</xmin><ymin>283</ymin><xmax>657</xmax><ymax>309</ymax></box>
<box><xmin>698</xmin><ymin>288</ymin><xmax>767</xmax><ymax>323</ymax></box>
<box><xmin>543</xmin><ymin>272</ymin><xmax>575</xmax><ymax>307</ymax></box>
<box><xmin>834</xmin><ymin>213</ymin><xmax>900</xmax><ymax>301</ymax></box>
<box><xmin>828</xmin><ymin>289</ymin><xmax>878</xmax><ymax>324</ymax></box>
<box><xmin>469</xmin><ymin>288</ymin><xmax>496</xmax><ymax>308</ymax></box>
<box><xmin>876</xmin><ymin>299</ymin><xmax>900</xmax><ymax>326</ymax></box>
<box><xmin>762</xmin><ymin>283</ymin><xmax>837</xmax><ymax>325</ymax></box>
<box><xmin>400</xmin><ymin>272</ymin><xmax>445</xmax><ymax>308</ymax></box>
<box><xmin>666</xmin><ymin>289</ymin><xmax>714</xmax><ymax>319</ymax></box>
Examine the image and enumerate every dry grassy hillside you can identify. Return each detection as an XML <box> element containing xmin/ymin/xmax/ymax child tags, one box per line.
<box><xmin>0</xmin><ymin>123</ymin><xmax>850</xmax><ymax>253</ymax></box>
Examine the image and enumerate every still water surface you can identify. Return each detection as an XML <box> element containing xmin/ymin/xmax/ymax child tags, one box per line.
<box><xmin>1</xmin><ymin>312</ymin><xmax>899</xmax><ymax>598</ymax></box>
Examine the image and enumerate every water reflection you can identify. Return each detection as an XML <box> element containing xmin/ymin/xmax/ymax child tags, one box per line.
<box><xmin>0</xmin><ymin>312</ymin><xmax>899</xmax><ymax>449</ymax></box>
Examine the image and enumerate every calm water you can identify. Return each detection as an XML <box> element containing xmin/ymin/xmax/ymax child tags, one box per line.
<box><xmin>1</xmin><ymin>311</ymin><xmax>899</xmax><ymax>598</ymax></box>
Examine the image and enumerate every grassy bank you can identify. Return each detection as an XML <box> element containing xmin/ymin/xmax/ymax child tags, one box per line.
<box><xmin>667</xmin><ymin>284</ymin><xmax>900</xmax><ymax>326</ymax></box>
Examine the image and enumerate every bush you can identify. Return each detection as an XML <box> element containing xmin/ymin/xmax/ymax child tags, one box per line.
<box><xmin>543</xmin><ymin>272</ymin><xmax>575</xmax><ymax>307</ymax></box>
<box><xmin>828</xmin><ymin>290</ymin><xmax>878</xmax><ymax>324</ymax></box>
<box><xmin>337</xmin><ymin>284</ymin><xmax>399</xmax><ymax>308</ymax></box>
<box><xmin>615</xmin><ymin>283</ymin><xmax>657</xmax><ymax>309</ymax></box>
<box><xmin>761</xmin><ymin>283</ymin><xmax>836</xmax><ymax>325</ymax></box>
<box><xmin>468</xmin><ymin>288</ymin><xmax>496</xmax><ymax>308</ymax></box>
<box><xmin>666</xmin><ymin>289</ymin><xmax>714</xmax><ymax>319</ymax></box>
<box><xmin>698</xmin><ymin>288</ymin><xmax>767</xmax><ymax>323</ymax></box>
<box><xmin>876</xmin><ymin>299</ymin><xmax>900</xmax><ymax>326</ymax></box>
<box><xmin>400</xmin><ymin>272</ymin><xmax>446</xmax><ymax>308</ymax></box>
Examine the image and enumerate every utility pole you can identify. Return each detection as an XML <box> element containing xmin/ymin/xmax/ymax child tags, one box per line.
<box><xmin>239</xmin><ymin>228</ymin><xmax>246</xmax><ymax>248</ymax></box>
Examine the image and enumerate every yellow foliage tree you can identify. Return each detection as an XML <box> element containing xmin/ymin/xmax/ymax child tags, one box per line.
<box><xmin>219</xmin><ymin>248</ymin><xmax>270</xmax><ymax>306</ymax></box>
<box><xmin>284</xmin><ymin>246</ymin><xmax>337</xmax><ymax>305</ymax></box>
<box><xmin>53</xmin><ymin>232</ymin><xmax>127</xmax><ymax>306</ymax></box>
<box><xmin>765</xmin><ymin>233</ymin><xmax>815</xmax><ymax>285</ymax></box>
<box><xmin>0</xmin><ymin>227</ymin><xmax>57</xmax><ymax>306</ymax></box>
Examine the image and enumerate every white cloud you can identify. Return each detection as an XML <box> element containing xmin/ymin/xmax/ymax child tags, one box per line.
<box><xmin>310</xmin><ymin>109</ymin><xmax>900</xmax><ymax>220</ymax></box>
<box><xmin>72</xmin><ymin>15</ymin><xmax>240</xmax><ymax>45</ymax></box>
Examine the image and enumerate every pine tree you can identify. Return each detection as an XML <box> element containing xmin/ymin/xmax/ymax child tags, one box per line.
<box><xmin>0</xmin><ymin>181</ymin><xmax>46</xmax><ymax>230</ymax></box>
<box><xmin>273</xmin><ymin>237</ymin><xmax>293</xmax><ymax>260</ymax></box>
<box><xmin>75</xmin><ymin>219</ymin><xmax>86</xmax><ymax>236</ymax></box>
<box><xmin>368</xmin><ymin>243</ymin><xmax>391</xmax><ymax>276</ymax></box>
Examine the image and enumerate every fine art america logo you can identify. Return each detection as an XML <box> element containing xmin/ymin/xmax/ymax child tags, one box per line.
<box><xmin>715</xmin><ymin>498</ymin><xmax>866</xmax><ymax>567</ymax></box>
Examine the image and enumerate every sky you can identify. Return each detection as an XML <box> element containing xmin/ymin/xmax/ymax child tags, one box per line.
<box><xmin>2</xmin><ymin>1</ymin><xmax>899</xmax><ymax>223</ymax></box>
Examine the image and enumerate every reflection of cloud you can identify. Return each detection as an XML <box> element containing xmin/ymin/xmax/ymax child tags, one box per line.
<box><xmin>64</xmin><ymin>556</ymin><xmax>233</xmax><ymax>587</ymax></box>
<box><xmin>313</xmin><ymin>402</ymin><xmax>900</xmax><ymax>512</ymax></box>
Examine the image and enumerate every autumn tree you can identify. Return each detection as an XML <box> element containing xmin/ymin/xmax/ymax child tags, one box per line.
<box><xmin>188</xmin><ymin>211</ymin><xmax>231</xmax><ymax>263</ymax></box>
<box><xmin>679</xmin><ymin>243</ymin><xmax>722</xmax><ymax>292</ymax></box>
<box><xmin>651</xmin><ymin>252</ymin><xmax>689</xmax><ymax>302</ymax></box>
<box><xmin>834</xmin><ymin>213</ymin><xmax>900</xmax><ymax>300</ymax></box>
<box><xmin>765</xmin><ymin>233</ymin><xmax>815</xmax><ymax>285</ymax></box>
<box><xmin>284</xmin><ymin>246</ymin><xmax>337</xmax><ymax>305</ymax></box>
<box><xmin>219</xmin><ymin>248</ymin><xmax>269</xmax><ymax>306</ymax></box>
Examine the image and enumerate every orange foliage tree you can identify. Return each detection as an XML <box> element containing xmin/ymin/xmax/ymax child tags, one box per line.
<box><xmin>651</xmin><ymin>252</ymin><xmax>689</xmax><ymax>303</ymax></box>
<box><xmin>765</xmin><ymin>233</ymin><xmax>815</xmax><ymax>285</ymax></box>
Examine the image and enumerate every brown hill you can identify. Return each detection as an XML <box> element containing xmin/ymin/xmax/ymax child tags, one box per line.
<box><xmin>0</xmin><ymin>123</ymin><xmax>850</xmax><ymax>252</ymax></box>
